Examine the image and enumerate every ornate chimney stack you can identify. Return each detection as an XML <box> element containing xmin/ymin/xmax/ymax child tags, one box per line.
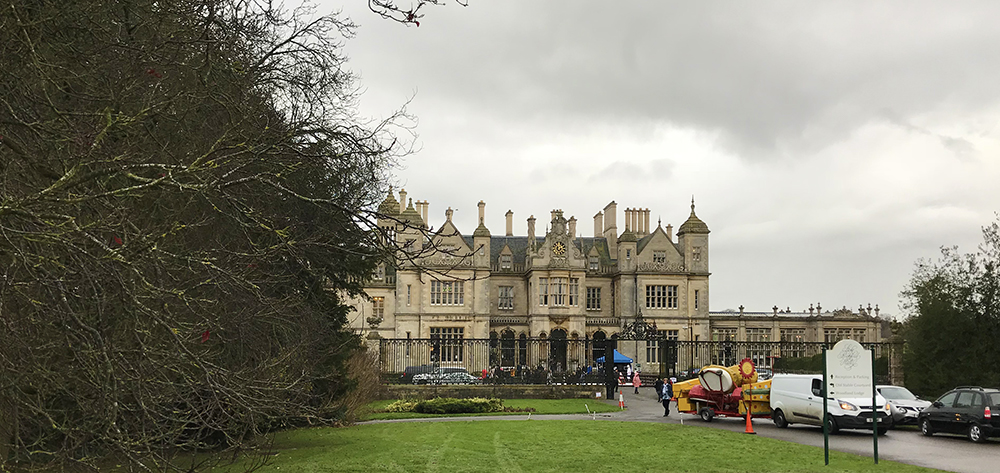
<box><xmin>603</xmin><ymin>201</ymin><xmax>617</xmax><ymax>254</ymax></box>
<box><xmin>505</xmin><ymin>210</ymin><xmax>514</xmax><ymax>236</ymax></box>
<box><xmin>527</xmin><ymin>215</ymin><xmax>536</xmax><ymax>249</ymax></box>
<box><xmin>418</xmin><ymin>200</ymin><xmax>429</xmax><ymax>225</ymax></box>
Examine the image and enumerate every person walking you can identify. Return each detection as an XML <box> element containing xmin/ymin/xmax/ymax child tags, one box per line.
<box><xmin>654</xmin><ymin>377</ymin><xmax>664</xmax><ymax>402</ymax></box>
<box><xmin>661</xmin><ymin>377</ymin><xmax>673</xmax><ymax>416</ymax></box>
<box><xmin>632</xmin><ymin>371</ymin><xmax>642</xmax><ymax>394</ymax></box>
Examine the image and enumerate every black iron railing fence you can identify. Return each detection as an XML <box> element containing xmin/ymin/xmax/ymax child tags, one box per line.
<box><xmin>379</xmin><ymin>338</ymin><xmax>898</xmax><ymax>385</ymax></box>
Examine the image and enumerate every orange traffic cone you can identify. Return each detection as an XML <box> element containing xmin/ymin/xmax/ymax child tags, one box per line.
<box><xmin>618</xmin><ymin>390</ymin><xmax>624</xmax><ymax>409</ymax></box>
<box><xmin>744</xmin><ymin>402</ymin><xmax>756</xmax><ymax>434</ymax></box>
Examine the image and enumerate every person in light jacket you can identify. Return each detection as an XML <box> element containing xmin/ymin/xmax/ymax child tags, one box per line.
<box><xmin>632</xmin><ymin>371</ymin><xmax>642</xmax><ymax>394</ymax></box>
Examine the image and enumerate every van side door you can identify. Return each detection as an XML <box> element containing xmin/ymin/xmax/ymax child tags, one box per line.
<box><xmin>805</xmin><ymin>378</ymin><xmax>825</xmax><ymax>421</ymax></box>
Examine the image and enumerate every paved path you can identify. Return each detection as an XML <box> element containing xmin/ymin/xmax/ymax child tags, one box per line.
<box><xmin>363</xmin><ymin>387</ymin><xmax>996</xmax><ymax>473</ymax></box>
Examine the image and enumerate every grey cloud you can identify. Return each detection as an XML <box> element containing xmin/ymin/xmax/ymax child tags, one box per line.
<box><xmin>879</xmin><ymin>108</ymin><xmax>977</xmax><ymax>160</ymax></box>
<box><xmin>343</xmin><ymin>1</ymin><xmax>1000</xmax><ymax>161</ymax></box>
<box><xmin>939</xmin><ymin>136</ymin><xmax>975</xmax><ymax>159</ymax></box>
<box><xmin>586</xmin><ymin>159</ymin><xmax>675</xmax><ymax>183</ymax></box>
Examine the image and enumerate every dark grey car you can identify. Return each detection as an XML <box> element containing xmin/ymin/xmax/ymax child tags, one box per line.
<box><xmin>918</xmin><ymin>386</ymin><xmax>1000</xmax><ymax>443</ymax></box>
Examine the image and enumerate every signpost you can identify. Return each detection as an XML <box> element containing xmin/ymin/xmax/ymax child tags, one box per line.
<box><xmin>823</xmin><ymin>339</ymin><xmax>878</xmax><ymax>465</ymax></box>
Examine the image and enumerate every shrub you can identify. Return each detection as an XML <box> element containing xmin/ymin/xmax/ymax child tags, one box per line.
<box><xmin>411</xmin><ymin>398</ymin><xmax>504</xmax><ymax>414</ymax></box>
<box><xmin>384</xmin><ymin>400</ymin><xmax>420</xmax><ymax>413</ymax></box>
<box><xmin>335</xmin><ymin>349</ymin><xmax>384</xmax><ymax>421</ymax></box>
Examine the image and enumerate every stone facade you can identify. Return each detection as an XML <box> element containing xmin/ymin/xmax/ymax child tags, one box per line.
<box><xmin>351</xmin><ymin>190</ymin><xmax>712</xmax><ymax>344</ymax></box>
<box><xmin>707</xmin><ymin>304</ymin><xmax>886</xmax><ymax>344</ymax></box>
<box><xmin>349</xmin><ymin>190</ymin><xmax>887</xmax><ymax>372</ymax></box>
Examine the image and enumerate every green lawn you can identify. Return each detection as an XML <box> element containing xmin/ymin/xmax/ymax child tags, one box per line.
<box><xmin>223</xmin><ymin>421</ymin><xmax>943</xmax><ymax>472</ymax></box>
<box><xmin>360</xmin><ymin>398</ymin><xmax>622</xmax><ymax>420</ymax></box>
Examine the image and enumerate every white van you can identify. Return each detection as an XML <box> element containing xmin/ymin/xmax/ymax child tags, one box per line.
<box><xmin>769</xmin><ymin>374</ymin><xmax>891</xmax><ymax>434</ymax></box>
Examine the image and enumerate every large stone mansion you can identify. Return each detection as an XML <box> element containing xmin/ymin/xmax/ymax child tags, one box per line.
<box><xmin>349</xmin><ymin>190</ymin><xmax>886</xmax><ymax>361</ymax></box>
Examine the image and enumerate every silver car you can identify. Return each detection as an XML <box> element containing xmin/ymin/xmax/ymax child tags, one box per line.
<box><xmin>877</xmin><ymin>385</ymin><xmax>931</xmax><ymax>426</ymax></box>
<box><xmin>412</xmin><ymin>370</ymin><xmax>480</xmax><ymax>385</ymax></box>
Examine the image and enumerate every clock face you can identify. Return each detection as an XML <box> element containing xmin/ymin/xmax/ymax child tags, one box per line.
<box><xmin>552</xmin><ymin>241</ymin><xmax>567</xmax><ymax>256</ymax></box>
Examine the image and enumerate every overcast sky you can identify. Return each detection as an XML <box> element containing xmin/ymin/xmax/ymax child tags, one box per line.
<box><xmin>326</xmin><ymin>1</ymin><xmax>999</xmax><ymax>318</ymax></box>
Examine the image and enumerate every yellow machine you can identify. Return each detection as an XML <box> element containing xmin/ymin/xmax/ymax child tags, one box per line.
<box><xmin>673</xmin><ymin>358</ymin><xmax>772</xmax><ymax>421</ymax></box>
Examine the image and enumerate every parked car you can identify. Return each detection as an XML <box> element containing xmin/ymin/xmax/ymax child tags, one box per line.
<box><xmin>769</xmin><ymin>374</ymin><xmax>891</xmax><ymax>435</ymax></box>
<box><xmin>876</xmin><ymin>385</ymin><xmax>931</xmax><ymax>426</ymax></box>
<box><xmin>412</xmin><ymin>369</ymin><xmax>480</xmax><ymax>385</ymax></box>
<box><xmin>402</xmin><ymin>365</ymin><xmax>467</xmax><ymax>384</ymax></box>
<box><xmin>756</xmin><ymin>368</ymin><xmax>773</xmax><ymax>381</ymax></box>
<box><xmin>918</xmin><ymin>386</ymin><xmax>1000</xmax><ymax>443</ymax></box>
<box><xmin>400</xmin><ymin>364</ymin><xmax>435</xmax><ymax>384</ymax></box>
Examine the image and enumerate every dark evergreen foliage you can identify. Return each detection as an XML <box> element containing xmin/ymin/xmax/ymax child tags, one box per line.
<box><xmin>901</xmin><ymin>218</ymin><xmax>1000</xmax><ymax>397</ymax></box>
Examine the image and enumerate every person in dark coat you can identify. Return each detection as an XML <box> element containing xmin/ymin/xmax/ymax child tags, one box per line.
<box><xmin>661</xmin><ymin>377</ymin><xmax>673</xmax><ymax>416</ymax></box>
<box><xmin>654</xmin><ymin>378</ymin><xmax>665</xmax><ymax>401</ymax></box>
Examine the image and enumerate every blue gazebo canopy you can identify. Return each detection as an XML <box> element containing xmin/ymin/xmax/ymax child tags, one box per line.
<box><xmin>595</xmin><ymin>349</ymin><xmax>633</xmax><ymax>364</ymax></box>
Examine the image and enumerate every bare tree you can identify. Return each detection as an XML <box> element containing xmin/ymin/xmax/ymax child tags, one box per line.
<box><xmin>368</xmin><ymin>0</ymin><xmax>468</xmax><ymax>26</ymax></box>
<box><xmin>0</xmin><ymin>0</ymin><xmax>410</xmax><ymax>470</ymax></box>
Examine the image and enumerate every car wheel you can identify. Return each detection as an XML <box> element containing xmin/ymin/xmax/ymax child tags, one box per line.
<box><xmin>700</xmin><ymin>408</ymin><xmax>715</xmax><ymax>422</ymax></box>
<box><xmin>920</xmin><ymin>418</ymin><xmax>933</xmax><ymax>437</ymax></box>
<box><xmin>968</xmin><ymin>423</ymin><xmax>988</xmax><ymax>443</ymax></box>
<box><xmin>825</xmin><ymin>416</ymin><xmax>839</xmax><ymax>434</ymax></box>
<box><xmin>773</xmin><ymin>409</ymin><xmax>788</xmax><ymax>428</ymax></box>
<box><xmin>877</xmin><ymin>427</ymin><xmax>888</xmax><ymax>436</ymax></box>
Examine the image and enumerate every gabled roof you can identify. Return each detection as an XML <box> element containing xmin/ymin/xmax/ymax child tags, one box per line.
<box><xmin>431</xmin><ymin>220</ymin><xmax>472</xmax><ymax>252</ymax></box>
<box><xmin>487</xmin><ymin>236</ymin><xmax>543</xmax><ymax>265</ymax></box>
<box><xmin>474</xmin><ymin>236</ymin><xmax>615</xmax><ymax>266</ymax></box>
<box><xmin>637</xmin><ymin>224</ymin><xmax>681</xmax><ymax>255</ymax></box>
<box><xmin>577</xmin><ymin>237</ymin><xmax>614</xmax><ymax>266</ymax></box>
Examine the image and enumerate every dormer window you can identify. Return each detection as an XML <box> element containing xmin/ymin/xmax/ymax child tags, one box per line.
<box><xmin>653</xmin><ymin>251</ymin><xmax>666</xmax><ymax>263</ymax></box>
<box><xmin>626</xmin><ymin>249</ymin><xmax>632</xmax><ymax>260</ymax></box>
<box><xmin>500</xmin><ymin>254</ymin><xmax>512</xmax><ymax>270</ymax></box>
<box><xmin>693</xmin><ymin>247</ymin><xmax>702</xmax><ymax>262</ymax></box>
<box><xmin>588</xmin><ymin>256</ymin><xmax>599</xmax><ymax>270</ymax></box>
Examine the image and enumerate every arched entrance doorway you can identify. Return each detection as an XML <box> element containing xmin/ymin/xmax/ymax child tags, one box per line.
<box><xmin>550</xmin><ymin>329</ymin><xmax>567</xmax><ymax>372</ymax></box>
<box><xmin>500</xmin><ymin>329</ymin><xmax>515</xmax><ymax>367</ymax></box>
<box><xmin>591</xmin><ymin>331</ymin><xmax>606</xmax><ymax>366</ymax></box>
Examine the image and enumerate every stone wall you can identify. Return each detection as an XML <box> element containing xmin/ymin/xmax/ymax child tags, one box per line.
<box><xmin>380</xmin><ymin>384</ymin><xmax>603</xmax><ymax>400</ymax></box>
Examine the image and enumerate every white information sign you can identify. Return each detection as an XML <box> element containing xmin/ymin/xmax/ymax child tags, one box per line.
<box><xmin>825</xmin><ymin>339</ymin><xmax>873</xmax><ymax>398</ymax></box>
